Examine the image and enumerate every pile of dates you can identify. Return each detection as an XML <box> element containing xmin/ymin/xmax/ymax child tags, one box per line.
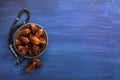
<box><xmin>26</xmin><ymin>57</ymin><xmax>43</xmax><ymax>73</ymax></box>
<box><xmin>15</xmin><ymin>23</ymin><xmax>47</xmax><ymax>57</ymax></box>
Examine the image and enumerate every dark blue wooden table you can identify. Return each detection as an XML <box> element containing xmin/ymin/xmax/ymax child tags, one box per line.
<box><xmin>0</xmin><ymin>0</ymin><xmax>120</xmax><ymax>80</ymax></box>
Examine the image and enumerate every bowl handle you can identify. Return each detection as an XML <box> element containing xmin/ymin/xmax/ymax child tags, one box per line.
<box><xmin>8</xmin><ymin>8</ymin><xmax>30</xmax><ymax>65</ymax></box>
<box><xmin>13</xmin><ymin>8</ymin><xmax>30</xmax><ymax>29</ymax></box>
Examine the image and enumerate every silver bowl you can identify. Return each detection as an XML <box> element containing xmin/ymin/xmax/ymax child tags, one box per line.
<box><xmin>13</xmin><ymin>23</ymin><xmax>48</xmax><ymax>58</ymax></box>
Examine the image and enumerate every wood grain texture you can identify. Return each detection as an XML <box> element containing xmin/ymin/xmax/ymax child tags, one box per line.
<box><xmin>0</xmin><ymin>0</ymin><xmax>120</xmax><ymax>80</ymax></box>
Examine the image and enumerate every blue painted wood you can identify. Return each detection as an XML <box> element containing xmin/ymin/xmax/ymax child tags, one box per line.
<box><xmin>0</xmin><ymin>0</ymin><xmax>120</xmax><ymax>80</ymax></box>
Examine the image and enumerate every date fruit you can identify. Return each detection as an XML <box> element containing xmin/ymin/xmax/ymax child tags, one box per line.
<box><xmin>18</xmin><ymin>28</ymin><xmax>31</xmax><ymax>35</ymax></box>
<box><xmin>19</xmin><ymin>36</ymin><xmax>30</xmax><ymax>44</ymax></box>
<box><xmin>33</xmin><ymin>57</ymin><xmax>43</xmax><ymax>67</ymax></box>
<box><xmin>35</xmin><ymin>29</ymin><xmax>44</xmax><ymax>38</ymax></box>
<box><xmin>26</xmin><ymin>61</ymin><xmax>36</xmax><ymax>73</ymax></box>
<box><xmin>15</xmin><ymin>39</ymin><xmax>22</xmax><ymax>45</ymax></box>
<box><xmin>29</xmin><ymin>34</ymin><xmax>40</xmax><ymax>45</ymax></box>
<box><xmin>33</xmin><ymin>45</ymin><xmax>41</xmax><ymax>56</ymax></box>
<box><xmin>31</xmin><ymin>24</ymin><xmax>39</xmax><ymax>33</ymax></box>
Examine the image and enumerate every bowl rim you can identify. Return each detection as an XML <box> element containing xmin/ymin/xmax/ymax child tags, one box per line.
<box><xmin>13</xmin><ymin>23</ymin><xmax>48</xmax><ymax>58</ymax></box>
